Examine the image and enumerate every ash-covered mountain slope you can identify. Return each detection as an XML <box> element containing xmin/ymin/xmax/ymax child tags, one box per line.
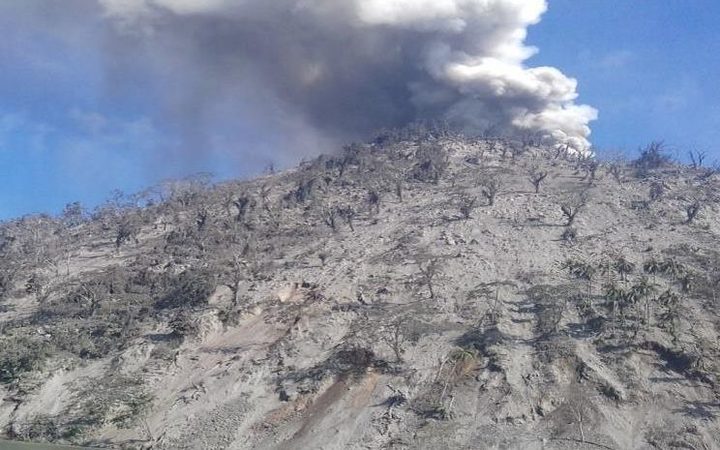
<box><xmin>1</xmin><ymin>130</ymin><xmax>720</xmax><ymax>449</ymax></box>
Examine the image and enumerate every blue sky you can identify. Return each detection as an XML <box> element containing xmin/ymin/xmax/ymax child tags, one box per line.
<box><xmin>529</xmin><ymin>0</ymin><xmax>720</xmax><ymax>158</ymax></box>
<box><xmin>0</xmin><ymin>1</ymin><xmax>718</xmax><ymax>219</ymax></box>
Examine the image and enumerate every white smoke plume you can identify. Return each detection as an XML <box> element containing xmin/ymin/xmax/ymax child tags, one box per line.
<box><xmin>99</xmin><ymin>0</ymin><xmax>597</xmax><ymax>153</ymax></box>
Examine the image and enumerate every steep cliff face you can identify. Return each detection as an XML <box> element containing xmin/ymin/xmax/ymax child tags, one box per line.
<box><xmin>1</xmin><ymin>131</ymin><xmax>719</xmax><ymax>449</ymax></box>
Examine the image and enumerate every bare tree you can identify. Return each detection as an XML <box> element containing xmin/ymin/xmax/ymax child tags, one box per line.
<box><xmin>116</xmin><ymin>217</ymin><xmax>140</xmax><ymax>249</ymax></box>
<box><xmin>322</xmin><ymin>205</ymin><xmax>338</xmax><ymax>231</ymax></box>
<box><xmin>25</xmin><ymin>272</ymin><xmax>48</xmax><ymax>297</ymax></box>
<box><xmin>232</xmin><ymin>195</ymin><xmax>254</xmax><ymax>222</ymax></box>
<box><xmin>511</xmin><ymin>141</ymin><xmax>529</xmax><ymax>159</ymax></box>
<box><xmin>161</xmin><ymin>173</ymin><xmax>213</xmax><ymax>208</ymax></box>
<box><xmin>223</xmin><ymin>255</ymin><xmax>248</xmax><ymax>305</ymax></box>
<box><xmin>412</xmin><ymin>145</ymin><xmax>449</xmax><ymax>184</ymax></box>
<box><xmin>379</xmin><ymin>316</ymin><xmax>412</xmax><ymax>363</ymax></box>
<box><xmin>338</xmin><ymin>206</ymin><xmax>357</xmax><ymax>232</ymax></box>
<box><xmin>367</xmin><ymin>190</ymin><xmax>381</xmax><ymax>214</ymax></box>
<box><xmin>634</xmin><ymin>141</ymin><xmax>672</xmax><ymax>174</ymax></box>
<box><xmin>698</xmin><ymin>162</ymin><xmax>719</xmax><ymax>181</ymax></box>
<box><xmin>195</xmin><ymin>207</ymin><xmax>209</xmax><ymax>232</ymax></box>
<box><xmin>580</xmin><ymin>159</ymin><xmax>600</xmax><ymax>184</ymax></box>
<box><xmin>478</xmin><ymin>173</ymin><xmax>501</xmax><ymax>206</ymax></box>
<box><xmin>614</xmin><ymin>256</ymin><xmax>635</xmax><ymax>281</ymax></box>
<box><xmin>567</xmin><ymin>395</ymin><xmax>592</xmax><ymax>444</ymax></box>
<box><xmin>395</xmin><ymin>180</ymin><xmax>404</xmax><ymax>202</ymax></box>
<box><xmin>262</xmin><ymin>201</ymin><xmax>281</xmax><ymax>230</ymax></box>
<box><xmin>658</xmin><ymin>289</ymin><xmax>681</xmax><ymax>343</ymax></box>
<box><xmin>500</xmin><ymin>145</ymin><xmax>511</xmax><ymax>159</ymax></box>
<box><xmin>292</xmin><ymin>177</ymin><xmax>318</xmax><ymax>204</ymax></box>
<box><xmin>552</xmin><ymin>383</ymin><xmax>599</xmax><ymax>446</ymax></box>
<box><xmin>169</xmin><ymin>310</ymin><xmax>200</xmax><ymax>340</ymax></box>
<box><xmin>560</xmin><ymin>192</ymin><xmax>588</xmax><ymax>226</ymax></box>
<box><xmin>61</xmin><ymin>202</ymin><xmax>86</xmax><ymax>228</ymax></box>
<box><xmin>528</xmin><ymin>164</ymin><xmax>549</xmax><ymax>193</ymax></box>
<box><xmin>0</xmin><ymin>263</ymin><xmax>20</xmax><ymax>298</ymax></box>
<box><xmin>417</xmin><ymin>258</ymin><xmax>441</xmax><ymax>299</ymax></box>
<box><xmin>605</xmin><ymin>154</ymin><xmax>627</xmax><ymax>184</ymax></box>
<box><xmin>458</xmin><ymin>194</ymin><xmax>478</xmax><ymax>220</ymax></box>
<box><xmin>608</xmin><ymin>163</ymin><xmax>623</xmax><ymax>183</ymax></box>
<box><xmin>684</xmin><ymin>198</ymin><xmax>703</xmax><ymax>224</ymax></box>
<box><xmin>553</xmin><ymin>143</ymin><xmax>571</xmax><ymax>160</ymax></box>
<box><xmin>519</xmin><ymin>130</ymin><xmax>543</xmax><ymax>149</ymax></box>
<box><xmin>561</xmin><ymin>227</ymin><xmax>578</xmax><ymax>245</ymax></box>
<box><xmin>259</xmin><ymin>183</ymin><xmax>272</xmax><ymax>206</ymax></box>
<box><xmin>75</xmin><ymin>280</ymin><xmax>102</xmax><ymax>314</ymax></box>
<box><xmin>649</xmin><ymin>180</ymin><xmax>666</xmax><ymax>203</ymax></box>
<box><xmin>689</xmin><ymin>149</ymin><xmax>707</xmax><ymax>169</ymax></box>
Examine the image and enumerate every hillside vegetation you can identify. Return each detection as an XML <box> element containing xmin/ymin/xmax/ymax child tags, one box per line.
<box><xmin>1</xmin><ymin>128</ymin><xmax>719</xmax><ymax>449</ymax></box>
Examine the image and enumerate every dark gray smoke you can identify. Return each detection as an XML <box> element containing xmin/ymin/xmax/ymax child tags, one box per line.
<box><xmin>98</xmin><ymin>0</ymin><xmax>597</xmax><ymax>154</ymax></box>
<box><xmin>8</xmin><ymin>0</ymin><xmax>596</xmax><ymax>175</ymax></box>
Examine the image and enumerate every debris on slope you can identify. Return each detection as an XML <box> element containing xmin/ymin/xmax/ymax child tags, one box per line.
<box><xmin>0</xmin><ymin>128</ymin><xmax>719</xmax><ymax>449</ymax></box>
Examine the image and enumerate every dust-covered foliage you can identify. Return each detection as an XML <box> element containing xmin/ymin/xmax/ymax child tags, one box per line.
<box><xmin>633</xmin><ymin>141</ymin><xmax>674</xmax><ymax>176</ymax></box>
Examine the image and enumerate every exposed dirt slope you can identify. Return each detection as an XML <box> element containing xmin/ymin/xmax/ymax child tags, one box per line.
<box><xmin>1</xmin><ymin>131</ymin><xmax>719</xmax><ymax>449</ymax></box>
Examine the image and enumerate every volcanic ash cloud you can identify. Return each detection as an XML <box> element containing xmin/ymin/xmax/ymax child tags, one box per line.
<box><xmin>99</xmin><ymin>0</ymin><xmax>598</xmax><ymax>152</ymax></box>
